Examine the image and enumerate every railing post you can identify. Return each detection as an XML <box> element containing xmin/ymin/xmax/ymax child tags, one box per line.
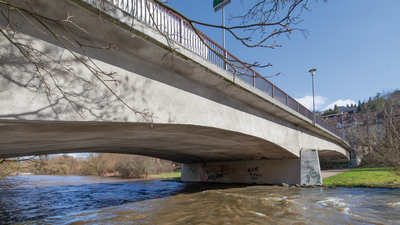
<box><xmin>272</xmin><ymin>85</ymin><xmax>274</xmax><ymax>98</ymax></box>
<box><xmin>180</xmin><ymin>18</ymin><xmax>183</xmax><ymax>44</ymax></box>
<box><xmin>286</xmin><ymin>95</ymin><xmax>288</xmax><ymax>106</ymax></box>
<box><xmin>252</xmin><ymin>70</ymin><xmax>255</xmax><ymax>87</ymax></box>
<box><xmin>224</xmin><ymin>50</ymin><xmax>228</xmax><ymax>71</ymax></box>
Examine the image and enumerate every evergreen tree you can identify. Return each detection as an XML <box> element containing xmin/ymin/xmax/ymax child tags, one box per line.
<box><xmin>374</xmin><ymin>92</ymin><xmax>382</xmax><ymax>101</ymax></box>
<box><xmin>357</xmin><ymin>100</ymin><xmax>362</xmax><ymax>112</ymax></box>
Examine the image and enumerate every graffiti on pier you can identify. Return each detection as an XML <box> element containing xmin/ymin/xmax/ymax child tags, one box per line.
<box><xmin>306</xmin><ymin>167</ymin><xmax>321</xmax><ymax>185</ymax></box>
<box><xmin>247</xmin><ymin>166</ymin><xmax>262</xmax><ymax>180</ymax></box>
<box><xmin>197</xmin><ymin>171</ymin><xmax>208</xmax><ymax>182</ymax></box>
<box><xmin>196</xmin><ymin>163</ymin><xmax>236</xmax><ymax>182</ymax></box>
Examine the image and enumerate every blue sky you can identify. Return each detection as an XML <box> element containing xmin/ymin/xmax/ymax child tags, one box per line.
<box><xmin>166</xmin><ymin>0</ymin><xmax>400</xmax><ymax>111</ymax></box>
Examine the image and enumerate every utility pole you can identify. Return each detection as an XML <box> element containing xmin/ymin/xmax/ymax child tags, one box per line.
<box><xmin>222</xmin><ymin>6</ymin><xmax>225</xmax><ymax>48</ymax></box>
<box><xmin>309</xmin><ymin>69</ymin><xmax>317</xmax><ymax>125</ymax></box>
<box><xmin>213</xmin><ymin>0</ymin><xmax>231</xmax><ymax>48</ymax></box>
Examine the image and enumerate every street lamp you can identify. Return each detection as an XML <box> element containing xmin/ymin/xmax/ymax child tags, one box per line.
<box><xmin>341</xmin><ymin>111</ymin><xmax>345</xmax><ymax>139</ymax></box>
<box><xmin>309</xmin><ymin>69</ymin><xmax>317</xmax><ymax>125</ymax></box>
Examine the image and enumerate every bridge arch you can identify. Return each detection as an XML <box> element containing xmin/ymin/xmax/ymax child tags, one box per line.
<box><xmin>0</xmin><ymin>121</ymin><xmax>297</xmax><ymax>162</ymax></box>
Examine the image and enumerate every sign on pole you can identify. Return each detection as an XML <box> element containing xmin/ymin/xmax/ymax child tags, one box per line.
<box><xmin>213</xmin><ymin>0</ymin><xmax>231</xmax><ymax>12</ymax></box>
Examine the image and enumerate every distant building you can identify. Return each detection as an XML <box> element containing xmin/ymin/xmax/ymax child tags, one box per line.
<box><xmin>322</xmin><ymin>111</ymin><xmax>383</xmax><ymax>128</ymax></box>
<box><xmin>319</xmin><ymin>106</ymin><xmax>357</xmax><ymax>121</ymax></box>
<box><xmin>320</xmin><ymin>112</ymin><xmax>347</xmax><ymax>121</ymax></box>
<box><xmin>338</xmin><ymin>106</ymin><xmax>357</xmax><ymax>114</ymax></box>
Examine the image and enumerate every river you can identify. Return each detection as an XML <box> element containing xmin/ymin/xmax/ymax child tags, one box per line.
<box><xmin>1</xmin><ymin>175</ymin><xmax>400</xmax><ymax>224</ymax></box>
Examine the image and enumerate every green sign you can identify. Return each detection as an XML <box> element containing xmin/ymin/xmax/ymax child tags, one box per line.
<box><xmin>213</xmin><ymin>0</ymin><xmax>231</xmax><ymax>12</ymax></box>
<box><xmin>213</xmin><ymin>0</ymin><xmax>224</xmax><ymax>8</ymax></box>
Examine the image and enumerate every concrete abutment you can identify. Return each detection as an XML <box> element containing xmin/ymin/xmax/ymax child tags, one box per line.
<box><xmin>181</xmin><ymin>149</ymin><xmax>323</xmax><ymax>186</ymax></box>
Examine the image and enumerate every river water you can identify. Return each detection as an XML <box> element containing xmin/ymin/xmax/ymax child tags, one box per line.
<box><xmin>1</xmin><ymin>175</ymin><xmax>400</xmax><ymax>224</ymax></box>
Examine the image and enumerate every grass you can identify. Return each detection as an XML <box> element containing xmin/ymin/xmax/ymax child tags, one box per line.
<box><xmin>149</xmin><ymin>168</ymin><xmax>400</xmax><ymax>188</ymax></box>
<box><xmin>323</xmin><ymin>167</ymin><xmax>400</xmax><ymax>188</ymax></box>
<box><xmin>150</xmin><ymin>171</ymin><xmax>181</xmax><ymax>179</ymax></box>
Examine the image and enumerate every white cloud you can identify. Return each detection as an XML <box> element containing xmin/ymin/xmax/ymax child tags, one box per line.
<box><xmin>295</xmin><ymin>95</ymin><xmax>328</xmax><ymax>111</ymax></box>
<box><xmin>322</xmin><ymin>99</ymin><xmax>357</xmax><ymax>111</ymax></box>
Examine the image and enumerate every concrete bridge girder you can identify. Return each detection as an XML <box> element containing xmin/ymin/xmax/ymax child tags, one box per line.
<box><xmin>0</xmin><ymin>121</ymin><xmax>295</xmax><ymax>162</ymax></box>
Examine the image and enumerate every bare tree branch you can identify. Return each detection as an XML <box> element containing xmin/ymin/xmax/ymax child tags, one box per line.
<box><xmin>0</xmin><ymin>0</ymin><xmax>155</xmax><ymax>121</ymax></box>
<box><xmin>154</xmin><ymin>0</ymin><xmax>315</xmax><ymax>80</ymax></box>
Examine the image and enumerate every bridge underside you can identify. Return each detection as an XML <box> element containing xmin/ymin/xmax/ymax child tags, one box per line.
<box><xmin>1</xmin><ymin>120</ymin><xmax>352</xmax><ymax>185</ymax></box>
<box><xmin>0</xmin><ymin>120</ymin><xmax>299</xmax><ymax>163</ymax></box>
<box><xmin>318</xmin><ymin>150</ymin><xmax>350</xmax><ymax>163</ymax></box>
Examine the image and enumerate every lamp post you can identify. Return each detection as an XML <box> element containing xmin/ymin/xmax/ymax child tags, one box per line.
<box><xmin>341</xmin><ymin>112</ymin><xmax>345</xmax><ymax>139</ymax></box>
<box><xmin>222</xmin><ymin>6</ymin><xmax>225</xmax><ymax>48</ymax></box>
<box><xmin>309</xmin><ymin>69</ymin><xmax>317</xmax><ymax>125</ymax></box>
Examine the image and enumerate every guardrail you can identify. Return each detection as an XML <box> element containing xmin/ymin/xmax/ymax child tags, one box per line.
<box><xmin>106</xmin><ymin>0</ymin><xmax>352</xmax><ymax>147</ymax></box>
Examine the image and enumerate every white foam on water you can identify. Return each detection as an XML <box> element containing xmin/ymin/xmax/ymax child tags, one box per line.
<box><xmin>251</xmin><ymin>211</ymin><xmax>267</xmax><ymax>217</ymax></box>
<box><xmin>340</xmin><ymin>207</ymin><xmax>351</xmax><ymax>215</ymax></box>
<box><xmin>387</xmin><ymin>202</ymin><xmax>400</xmax><ymax>207</ymax></box>
<box><xmin>268</xmin><ymin>197</ymin><xmax>287</xmax><ymax>201</ymax></box>
<box><xmin>318</xmin><ymin>197</ymin><xmax>348</xmax><ymax>208</ymax></box>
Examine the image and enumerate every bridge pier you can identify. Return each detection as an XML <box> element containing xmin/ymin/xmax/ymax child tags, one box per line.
<box><xmin>181</xmin><ymin>149</ymin><xmax>323</xmax><ymax>186</ymax></box>
<box><xmin>300</xmin><ymin>149</ymin><xmax>323</xmax><ymax>186</ymax></box>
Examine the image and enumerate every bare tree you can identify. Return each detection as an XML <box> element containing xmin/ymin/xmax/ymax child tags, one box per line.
<box><xmin>76</xmin><ymin>153</ymin><xmax>165</xmax><ymax>178</ymax></box>
<box><xmin>115</xmin><ymin>154</ymin><xmax>153</xmax><ymax>178</ymax></box>
<box><xmin>346</xmin><ymin>91</ymin><xmax>400</xmax><ymax>172</ymax></box>
<box><xmin>0</xmin><ymin>156</ymin><xmax>38</xmax><ymax>188</ymax></box>
<box><xmin>157</xmin><ymin>0</ymin><xmax>319</xmax><ymax>77</ymax></box>
<box><xmin>0</xmin><ymin>0</ymin><xmax>154</xmax><ymax>121</ymax></box>
<box><xmin>0</xmin><ymin>158</ymin><xmax>19</xmax><ymax>182</ymax></box>
<box><xmin>83</xmin><ymin>153</ymin><xmax>120</xmax><ymax>176</ymax></box>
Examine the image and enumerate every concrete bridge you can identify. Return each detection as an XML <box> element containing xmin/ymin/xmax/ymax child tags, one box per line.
<box><xmin>0</xmin><ymin>0</ymin><xmax>355</xmax><ymax>185</ymax></box>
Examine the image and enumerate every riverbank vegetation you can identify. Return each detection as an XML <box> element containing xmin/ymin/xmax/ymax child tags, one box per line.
<box><xmin>323</xmin><ymin>167</ymin><xmax>400</xmax><ymax>188</ymax></box>
<box><xmin>0</xmin><ymin>153</ymin><xmax>180</xmax><ymax>182</ymax></box>
<box><xmin>150</xmin><ymin>170</ymin><xmax>181</xmax><ymax>179</ymax></box>
<box><xmin>0</xmin><ymin>159</ymin><xmax>20</xmax><ymax>188</ymax></box>
<box><xmin>341</xmin><ymin>90</ymin><xmax>400</xmax><ymax>173</ymax></box>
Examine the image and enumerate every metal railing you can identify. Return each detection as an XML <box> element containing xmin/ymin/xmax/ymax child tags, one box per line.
<box><xmin>106</xmin><ymin>0</ymin><xmax>352</xmax><ymax>147</ymax></box>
